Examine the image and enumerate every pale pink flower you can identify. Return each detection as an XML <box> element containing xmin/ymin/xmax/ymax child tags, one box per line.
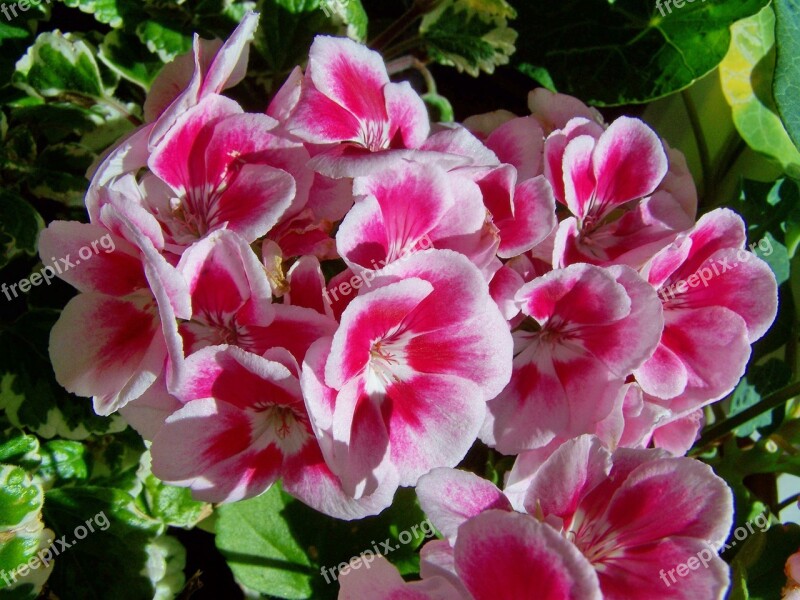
<box><xmin>634</xmin><ymin>208</ymin><xmax>778</xmax><ymax>411</ymax></box>
<box><xmin>482</xmin><ymin>263</ymin><xmax>663</xmax><ymax>453</ymax></box>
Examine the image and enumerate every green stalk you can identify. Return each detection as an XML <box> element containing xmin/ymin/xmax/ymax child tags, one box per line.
<box><xmin>696</xmin><ymin>380</ymin><xmax>800</xmax><ymax>447</ymax></box>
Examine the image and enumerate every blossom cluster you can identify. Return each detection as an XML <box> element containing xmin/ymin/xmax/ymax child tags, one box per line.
<box><xmin>40</xmin><ymin>12</ymin><xmax>779</xmax><ymax>598</ymax></box>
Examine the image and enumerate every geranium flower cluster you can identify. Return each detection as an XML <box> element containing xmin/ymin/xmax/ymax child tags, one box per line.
<box><xmin>40</xmin><ymin>12</ymin><xmax>778</xmax><ymax>598</ymax></box>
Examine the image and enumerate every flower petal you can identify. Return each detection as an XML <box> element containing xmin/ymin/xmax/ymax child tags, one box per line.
<box><xmin>50</xmin><ymin>293</ymin><xmax>164</xmax><ymax>408</ymax></box>
<box><xmin>338</xmin><ymin>554</ymin><xmax>463</xmax><ymax>600</ymax></box>
<box><xmin>151</xmin><ymin>397</ymin><xmax>282</xmax><ymax>503</ymax></box>
<box><xmin>592</xmin><ymin>116</ymin><xmax>668</xmax><ymax>210</ymax></box>
<box><xmin>455</xmin><ymin>510</ymin><xmax>602</xmax><ymax>600</ymax></box>
<box><xmin>38</xmin><ymin>222</ymin><xmax>146</xmax><ymax>297</ymax></box>
<box><xmin>417</xmin><ymin>467</ymin><xmax>511</xmax><ymax>543</ymax></box>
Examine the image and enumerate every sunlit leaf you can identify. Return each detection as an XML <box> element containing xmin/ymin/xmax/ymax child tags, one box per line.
<box><xmin>774</xmin><ymin>0</ymin><xmax>800</xmax><ymax>153</ymax></box>
<box><xmin>720</xmin><ymin>5</ymin><xmax>800</xmax><ymax>177</ymax></box>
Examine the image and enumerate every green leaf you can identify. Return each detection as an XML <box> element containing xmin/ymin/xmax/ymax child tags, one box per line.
<box><xmin>420</xmin><ymin>0</ymin><xmax>517</xmax><ymax>77</ymax></box>
<box><xmin>216</xmin><ymin>485</ymin><xmax>315</xmax><ymax>599</ymax></box>
<box><xmin>15</xmin><ymin>31</ymin><xmax>106</xmax><ymax>99</ymax></box>
<box><xmin>58</xmin><ymin>0</ymin><xmax>142</xmax><ymax>28</ymax></box>
<box><xmin>0</xmin><ymin>310</ymin><xmax>128</xmax><ymax>439</ymax></box>
<box><xmin>141</xmin><ymin>475</ymin><xmax>210</xmax><ymax>529</ymax></box>
<box><xmin>37</xmin><ymin>441</ymin><xmax>89</xmax><ymax>486</ymax></box>
<box><xmin>217</xmin><ymin>484</ymin><xmax>430</xmax><ymax>599</ymax></box>
<box><xmin>319</xmin><ymin>0</ymin><xmax>368</xmax><ymax>41</ymax></box>
<box><xmin>98</xmin><ymin>31</ymin><xmax>164</xmax><ymax>89</ymax></box>
<box><xmin>730</xmin><ymin>523</ymin><xmax>800</xmax><ymax>599</ymax></box>
<box><xmin>10</xmin><ymin>104</ymin><xmax>101</xmax><ymax>144</ymax></box>
<box><xmin>255</xmin><ymin>0</ymin><xmax>331</xmax><ymax>74</ymax></box>
<box><xmin>0</xmin><ymin>466</ymin><xmax>42</xmax><ymax>531</ymax></box>
<box><xmin>137</xmin><ymin>453</ymin><xmax>211</xmax><ymax>529</ymax></box>
<box><xmin>729</xmin><ymin>359</ymin><xmax>792</xmax><ymax>436</ymax></box>
<box><xmin>709</xmin><ymin>429</ymin><xmax>800</xmax><ymax>533</ymax></box>
<box><xmin>28</xmin><ymin>142</ymin><xmax>95</xmax><ymax>205</ymax></box>
<box><xmin>78</xmin><ymin>114</ymin><xmax>136</xmax><ymax>153</ymax></box>
<box><xmin>757</xmin><ymin>231</ymin><xmax>790</xmax><ymax>285</ymax></box>
<box><xmin>0</xmin><ymin>526</ymin><xmax>52</xmax><ymax>597</ymax></box>
<box><xmin>720</xmin><ymin>5</ymin><xmax>800</xmax><ymax>177</ymax></box>
<box><xmin>774</xmin><ymin>0</ymin><xmax>800</xmax><ymax>153</ymax></box>
<box><xmin>0</xmin><ymin>467</ymin><xmax>47</xmax><ymax>595</ymax></box>
<box><xmin>85</xmin><ymin>428</ymin><xmax>145</xmax><ymax>492</ymax></box>
<box><xmin>2</xmin><ymin>126</ymin><xmax>36</xmax><ymax>166</ymax></box>
<box><xmin>0</xmin><ymin>21</ymin><xmax>29</xmax><ymax>43</ymax></box>
<box><xmin>0</xmin><ymin>432</ymin><xmax>39</xmax><ymax>467</ymax></box>
<box><xmin>254</xmin><ymin>0</ymin><xmax>367</xmax><ymax>90</ymax></box>
<box><xmin>135</xmin><ymin>20</ymin><xmax>192</xmax><ymax>63</ymax></box>
<box><xmin>0</xmin><ymin>190</ymin><xmax>43</xmax><ymax>269</ymax></box>
<box><xmin>42</xmin><ymin>486</ymin><xmax>161</xmax><ymax>600</ymax></box>
<box><xmin>738</xmin><ymin>178</ymin><xmax>800</xmax><ymax>261</ymax></box>
<box><xmin>513</xmin><ymin>0</ymin><xmax>769</xmax><ymax>106</ymax></box>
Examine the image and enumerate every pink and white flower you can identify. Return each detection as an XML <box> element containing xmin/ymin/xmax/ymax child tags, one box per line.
<box><xmin>302</xmin><ymin>250</ymin><xmax>513</xmax><ymax>499</ymax></box>
<box><xmin>338</xmin><ymin>554</ymin><xmax>464</xmax><ymax>600</ymax></box>
<box><xmin>417</xmin><ymin>435</ymin><xmax>734</xmax><ymax>600</ymax></box>
<box><xmin>286</xmin><ymin>36</ymin><xmax>429</xmax><ymax>178</ymax></box>
<box><xmin>40</xmin><ymin>196</ymin><xmax>189</xmax><ymax>416</ymax></box>
<box><xmin>482</xmin><ymin>263</ymin><xmax>663</xmax><ymax>453</ymax></box>
<box><xmin>38</xmin><ymin>18</ymin><xmax>781</xmax><ymax>582</ymax></box>
<box><xmin>546</xmin><ymin>116</ymin><xmax>694</xmax><ymax>268</ymax></box>
<box><xmin>151</xmin><ymin>345</ymin><xmax>309</xmax><ymax>502</ymax></box>
<box><xmin>339</xmin><ymin>510</ymin><xmax>603</xmax><ymax>600</ymax></box>
<box><xmin>143</xmin><ymin>94</ymin><xmax>304</xmax><ymax>253</ymax></box>
<box><xmin>336</xmin><ymin>161</ymin><xmax>499</xmax><ymax>277</ymax></box>
<box><xmin>150</xmin><ymin>344</ymin><xmax>397</xmax><ymax>517</ymax></box>
<box><xmin>175</xmin><ymin>229</ymin><xmax>336</xmax><ymax>363</ymax></box>
<box><xmin>87</xmin><ymin>12</ymin><xmax>261</xmax><ymax>208</ymax></box>
<box><xmin>634</xmin><ymin>208</ymin><xmax>778</xmax><ymax>412</ymax></box>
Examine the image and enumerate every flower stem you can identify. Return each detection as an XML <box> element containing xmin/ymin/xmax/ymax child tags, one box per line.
<box><xmin>682</xmin><ymin>89</ymin><xmax>711</xmax><ymax>202</ymax></box>
<box><xmin>777</xmin><ymin>493</ymin><xmax>800</xmax><ymax>514</ymax></box>
<box><xmin>62</xmin><ymin>92</ymin><xmax>143</xmax><ymax>127</ymax></box>
<box><xmin>369</xmin><ymin>0</ymin><xmax>441</xmax><ymax>53</ymax></box>
<box><xmin>696</xmin><ymin>380</ymin><xmax>800</xmax><ymax>447</ymax></box>
<box><xmin>386</xmin><ymin>55</ymin><xmax>437</xmax><ymax>94</ymax></box>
